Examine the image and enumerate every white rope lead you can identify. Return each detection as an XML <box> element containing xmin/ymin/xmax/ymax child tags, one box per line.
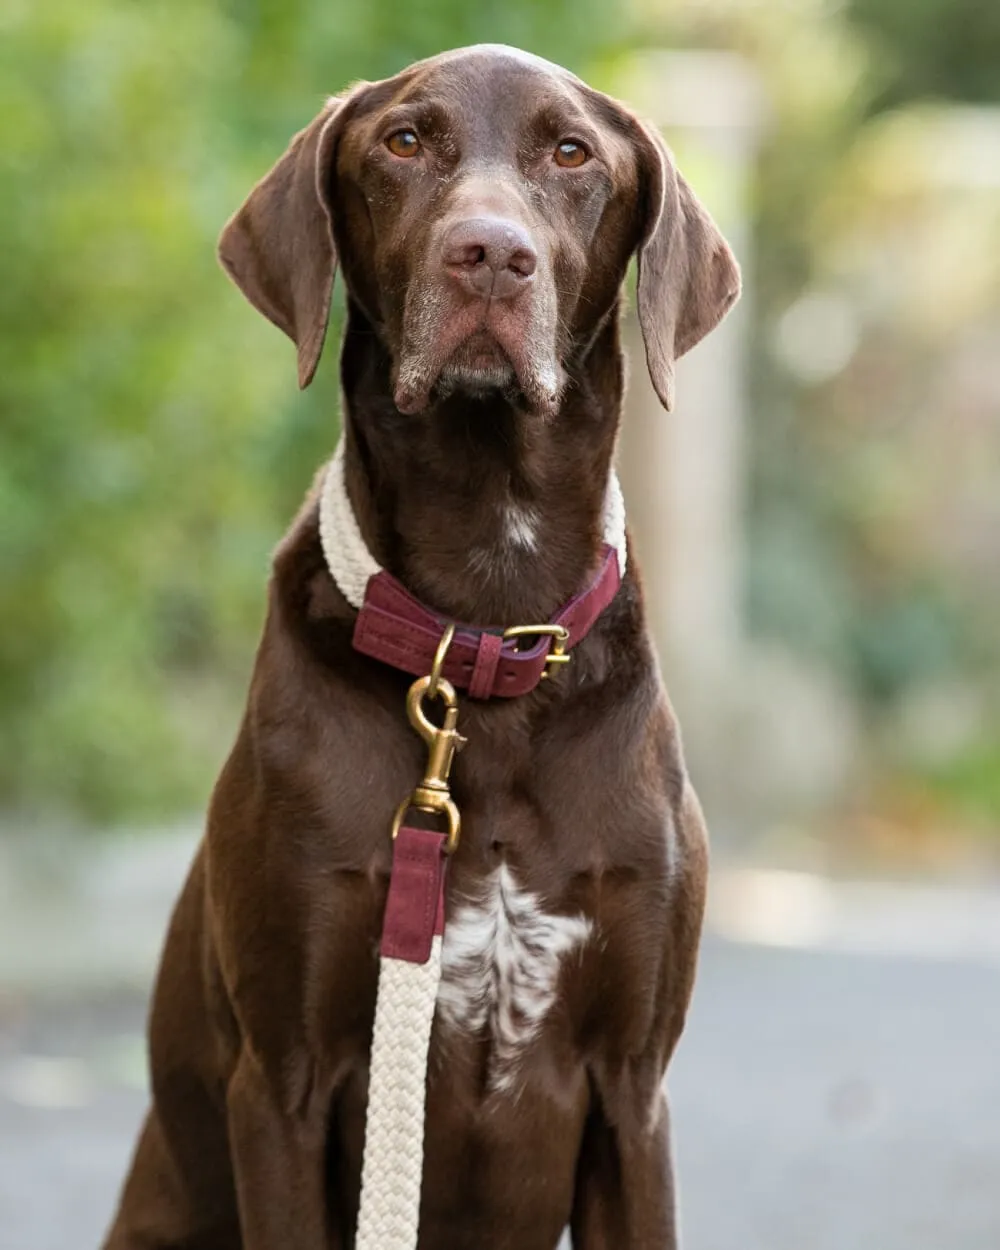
<box><xmin>355</xmin><ymin>938</ymin><xmax>443</xmax><ymax>1250</ymax></box>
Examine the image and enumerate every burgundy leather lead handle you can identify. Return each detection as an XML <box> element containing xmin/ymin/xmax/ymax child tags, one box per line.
<box><xmin>380</xmin><ymin>827</ymin><xmax>448</xmax><ymax>963</ymax></box>
<box><xmin>352</xmin><ymin>546</ymin><xmax>621</xmax><ymax>699</ymax></box>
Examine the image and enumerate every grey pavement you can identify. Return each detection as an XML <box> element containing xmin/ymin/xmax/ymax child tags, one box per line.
<box><xmin>3</xmin><ymin>933</ymin><xmax>1000</xmax><ymax>1250</ymax></box>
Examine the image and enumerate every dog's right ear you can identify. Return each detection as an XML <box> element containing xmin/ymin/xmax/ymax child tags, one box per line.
<box><xmin>218</xmin><ymin>94</ymin><xmax>354</xmax><ymax>389</ymax></box>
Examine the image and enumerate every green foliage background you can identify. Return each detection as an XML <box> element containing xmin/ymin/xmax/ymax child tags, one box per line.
<box><xmin>1</xmin><ymin>0</ymin><xmax>998</xmax><ymax>829</ymax></box>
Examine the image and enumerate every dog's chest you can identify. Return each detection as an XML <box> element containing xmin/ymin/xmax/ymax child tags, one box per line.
<box><xmin>435</xmin><ymin>865</ymin><xmax>591</xmax><ymax>1090</ymax></box>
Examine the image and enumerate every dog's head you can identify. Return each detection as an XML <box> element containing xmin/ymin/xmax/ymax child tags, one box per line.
<box><xmin>219</xmin><ymin>45</ymin><xmax>740</xmax><ymax>416</ymax></box>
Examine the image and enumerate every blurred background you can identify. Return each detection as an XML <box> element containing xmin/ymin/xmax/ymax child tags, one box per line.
<box><xmin>1</xmin><ymin>2</ymin><xmax>998</xmax><ymax>1248</ymax></box>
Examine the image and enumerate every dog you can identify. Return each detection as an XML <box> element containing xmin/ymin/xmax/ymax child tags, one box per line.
<box><xmin>103</xmin><ymin>43</ymin><xmax>739</xmax><ymax>1250</ymax></box>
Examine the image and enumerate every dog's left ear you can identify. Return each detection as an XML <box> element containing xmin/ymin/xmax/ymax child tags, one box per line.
<box><xmin>218</xmin><ymin>93</ymin><xmax>354</xmax><ymax>388</ymax></box>
<box><xmin>634</xmin><ymin>123</ymin><xmax>741</xmax><ymax>411</ymax></box>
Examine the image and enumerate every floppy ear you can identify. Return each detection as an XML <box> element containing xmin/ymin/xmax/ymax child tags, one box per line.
<box><xmin>634</xmin><ymin>124</ymin><xmax>741</xmax><ymax>411</ymax></box>
<box><xmin>217</xmin><ymin>95</ymin><xmax>351</xmax><ymax>388</ymax></box>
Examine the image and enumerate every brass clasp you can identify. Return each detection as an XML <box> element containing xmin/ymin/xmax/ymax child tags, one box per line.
<box><xmin>391</xmin><ymin>649</ymin><xmax>466</xmax><ymax>854</ymax></box>
<box><xmin>502</xmin><ymin>622</ymin><xmax>571</xmax><ymax>680</ymax></box>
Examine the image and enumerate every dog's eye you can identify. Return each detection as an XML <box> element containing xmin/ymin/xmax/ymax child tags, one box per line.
<box><xmin>554</xmin><ymin>140</ymin><xmax>589</xmax><ymax>168</ymax></box>
<box><xmin>386</xmin><ymin>129</ymin><xmax>421</xmax><ymax>159</ymax></box>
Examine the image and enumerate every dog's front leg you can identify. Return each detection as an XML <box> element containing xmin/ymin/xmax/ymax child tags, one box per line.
<box><xmin>227</xmin><ymin>1047</ymin><xmax>331</xmax><ymax>1250</ymax></box>
<box><xmin>570</xmin><ymin>1091</ymin><xmax>678</xmax><ymax>1250</ymax></box>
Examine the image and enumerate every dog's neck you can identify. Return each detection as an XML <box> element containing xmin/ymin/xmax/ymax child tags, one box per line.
<box><xmin>328</xmin><ymin>303</ymin><xmax>628</xmax><ymax>625</ymax></box>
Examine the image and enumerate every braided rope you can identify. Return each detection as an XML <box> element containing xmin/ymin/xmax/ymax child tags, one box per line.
<box><xmin>602</xmin><ymin>463</ymin><xmax>627</xmax><ymax>579</ymax></box>
<box><xmin>355</xmin><ymin>938</ymin><xmax>443</xmax><ymax>1250</ymax></box>
<box><xmin>318</xmin><ymin>438</ymin><xmax>381</xmax><ymax>610</ymax></box>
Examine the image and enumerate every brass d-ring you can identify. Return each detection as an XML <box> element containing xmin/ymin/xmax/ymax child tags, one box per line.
<box><xmin>427</xmin><ymin>623</ymin><xmax>456</xmax><ymax>700</ymax></box>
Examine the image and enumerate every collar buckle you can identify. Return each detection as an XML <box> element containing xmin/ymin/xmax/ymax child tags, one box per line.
<box><xmin>502</xmin><ymin>623</ymin><xmax>571</xmax><ymax>681</ymax></box>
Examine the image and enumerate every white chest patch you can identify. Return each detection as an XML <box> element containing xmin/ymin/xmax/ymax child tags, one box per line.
<box><xmin>436</xmin><ymin>866</ymin><xmax>592</xmax><ymax>1090</ymax></box>
<box><xmin>502</xmin><ymin>501</ymin><xmax>540</xmax><ymax>552</ymax></box>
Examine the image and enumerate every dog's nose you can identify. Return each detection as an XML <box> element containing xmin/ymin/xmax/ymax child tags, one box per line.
<box><xmin>441</xmin><ymin>217</ymin><xmax>537</xmax><ymax>300</ymax></box>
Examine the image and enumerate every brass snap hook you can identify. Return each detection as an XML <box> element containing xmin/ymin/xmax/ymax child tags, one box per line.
<box><xmin>391</xmin><ymin>625</ymin><xmax>467</xmax><ymax>855</ymax></box>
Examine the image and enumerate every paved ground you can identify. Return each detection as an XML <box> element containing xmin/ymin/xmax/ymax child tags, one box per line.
<box><xmin>3</xmin><ymin>934</ymin><xmax>999</xmax><ymax>1250</ymax></box>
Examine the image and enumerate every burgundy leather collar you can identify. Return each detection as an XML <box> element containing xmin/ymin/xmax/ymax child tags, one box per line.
<box><xmin>352</xmin><ymin>545</ymin><xmax>621</xmax><ymax>699</ymax></box>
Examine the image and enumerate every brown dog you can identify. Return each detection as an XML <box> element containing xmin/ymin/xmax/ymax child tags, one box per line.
<box><xmin>103</xmin><ymin>44</ymin><xmax>738</xmax><ymax>1250</ymax></box>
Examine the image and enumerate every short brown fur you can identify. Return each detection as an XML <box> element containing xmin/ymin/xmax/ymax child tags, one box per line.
<box><xmin>104</xmin><ymin>44</ymin><xmax>739</xmax><ymax>1250</ymax></box>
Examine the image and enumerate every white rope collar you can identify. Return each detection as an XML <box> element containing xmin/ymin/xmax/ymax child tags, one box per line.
<box><xmin>319</xmin><ymin>436</ymin><xmax>628</xmax><ymax>612</ymax></box>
